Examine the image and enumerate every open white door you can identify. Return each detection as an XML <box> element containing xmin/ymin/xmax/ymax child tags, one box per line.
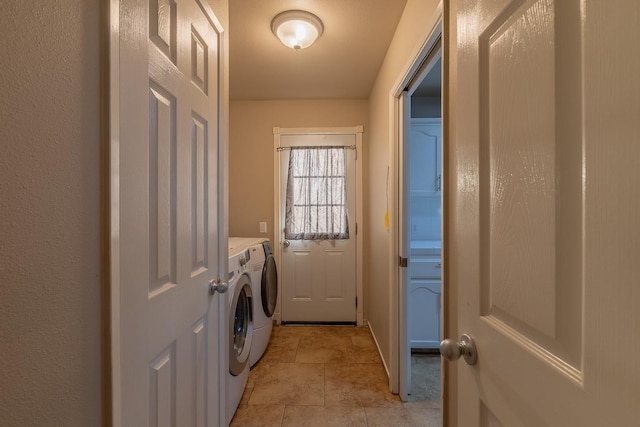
<box><xmin>448</xmin><ymin>0</ymin><xmax>640</xmax><ymax>425</ymax></box>
<box><xmin>398</xmin><ymin>91</ymin><xmax>411</xmax><ymax>401</ymax></box>
<box><xmin>110</xmin><ymin>0</ymin><xmax>227</xmax><ymax>425</ymax></box>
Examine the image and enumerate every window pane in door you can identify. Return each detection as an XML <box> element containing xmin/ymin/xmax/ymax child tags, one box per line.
<box><xmin>285</xmin><ymin>147</ymin><xmax>349</xmax><ymax>240</ymax></box>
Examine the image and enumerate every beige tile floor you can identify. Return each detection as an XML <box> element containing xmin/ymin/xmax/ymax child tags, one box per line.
<box><xmin>230</xmin><ymin>325</ymin><xmax>441</xmax><ymax>427</ymax></box>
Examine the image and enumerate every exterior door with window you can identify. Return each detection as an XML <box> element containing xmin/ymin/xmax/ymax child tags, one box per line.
<box><xmin>449</xmin><ymin>0</ymin><xmax>640</xmax><ymax>425</ymax></box>
<box><xmin>277</xmin><ymin>132</ymin><xmax>357</xmax><ymax>323</ymax></box>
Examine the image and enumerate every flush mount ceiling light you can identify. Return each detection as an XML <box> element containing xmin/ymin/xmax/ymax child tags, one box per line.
<box><xmin>271</xmin><ymin>10</ymin><xmax>324</xmax><ymax>50</ymax></box>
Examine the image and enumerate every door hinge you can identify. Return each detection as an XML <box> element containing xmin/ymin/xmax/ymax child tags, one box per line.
<box><xmin>399</xmin><ymin>256</ymin><xmax>408</xmax><ymax>268</ymax></box>
<box><xmin>355</xmin><ymin>296</ymin><xmax>358</xmax><ymax>308</ymax></box>
<box><xmin>355</xmin><ymin>222</ymin><xmax>358</xmax><ymax>235</ymax></box>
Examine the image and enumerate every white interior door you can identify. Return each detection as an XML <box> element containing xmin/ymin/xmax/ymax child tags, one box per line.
<box><xmin>399</xmin><ymin>91</ymin><xmax>412</xmax><ymax>400</ymax></box>
<box><xmin>112</xmin><ymin>0</ymin><xmax>226</xmax><ymax>425</ymax></box>
<box><xmin>278</xmin><ymin>133</ymin><xmax>357</xmax><ymax>323</ymax></box>
<box><xmin>449</xmin><ymin>0</ymin><xmax>640</xmax><ymax>425</ymax></box>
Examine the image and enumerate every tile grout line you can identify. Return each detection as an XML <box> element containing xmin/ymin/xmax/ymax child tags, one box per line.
<box><xmin>322</xmin><ymin>362</ymin><xmax>326</xmax><ymax>408</ymax></box>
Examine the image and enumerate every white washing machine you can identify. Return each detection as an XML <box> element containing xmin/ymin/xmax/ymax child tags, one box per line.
<box><xmin>226</xmin><ymin>246</ymin><xmax>253</xmax><ymax>424</ymax></box>
<box><xmin>229</xmin><ymin>237</ymin><xmax>278</xmax><ymax>367</ymax></box>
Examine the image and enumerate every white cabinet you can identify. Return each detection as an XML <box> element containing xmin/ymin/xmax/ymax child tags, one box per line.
<box><xmin>410</xmin><ymin>118</ymin><xmax>442</xmax><ymax>195</ymax></box>
<box><xmin>408</xmin><ymin>118</ymin><xmax>442</xmax><ymax>349</ymax></box>
<box><xmin>408</xmin><ymin>253</ymin><xmax>441</xmax><ymax>349</ymax></box>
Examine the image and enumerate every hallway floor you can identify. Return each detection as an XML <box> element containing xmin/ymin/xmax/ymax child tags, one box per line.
<box><xmin>230</xmin><ymin>325</ymin><xmax>441</xmax><ymax>426</ymax></box>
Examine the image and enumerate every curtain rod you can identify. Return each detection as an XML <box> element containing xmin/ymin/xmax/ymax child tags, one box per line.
<box><xmin>276</xmin><ymin>145</ymin><xmax>356</xmax><ymax>152</ymax></box>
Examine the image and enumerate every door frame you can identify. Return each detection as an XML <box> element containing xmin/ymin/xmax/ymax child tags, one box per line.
<box><xmin>272</xmin><ymin>126</ymin><xmax>364</xmax><ymax>326</ymax></box>
<box><xmin>388</xmin><ymin>0</ymin><xmax>452</xmax><ymax>416</ymax></box>
<box><xmin>105</xmin><ymin>0</ymin><xmax>230</xmax><ymax>425</ymax></box>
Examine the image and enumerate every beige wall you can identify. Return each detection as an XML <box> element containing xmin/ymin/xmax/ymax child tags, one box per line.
<box><xmin>0</xmin><ymin>1</ymin><xmax>102</xmax><ymax>425</ymax></box>
<box><xmin>366</xmin><ymin>0</ymin><xmax>441</xmax><ymax>373</ymax></box>
<box><xmin>229</xmin><ymin>99</ymin><xmax>368</xmax><ymax>246</ymax></box>
<box><xmin>0</xmin><ymin>1</ymin><xmax>229</xmax><ymax>426</ymax></box>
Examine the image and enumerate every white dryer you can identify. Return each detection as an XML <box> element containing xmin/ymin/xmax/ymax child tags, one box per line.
<box><xmin>226</xmin><ymin>246</ymin><xmax>253</xmax><ymax>424</ymax></box>
<box><xmin>229</xmin><ymin>237</ymin><xmax>278</xmax><ymax>367</ymax></box>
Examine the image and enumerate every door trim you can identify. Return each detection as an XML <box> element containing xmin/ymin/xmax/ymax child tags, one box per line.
<box><xmin>102</xmin><ymin>1</ymin><xmax>119</xmax><ymax>424</ymax></box>
<box><xmin>272</xmin><ymin>126</ymin><xmax>364</xmax><ymax>326</ymax></box>
<box><xmin>105</xmin><ymin>1</ymin><xmax>121</xmax><ymax>423</ymax></box>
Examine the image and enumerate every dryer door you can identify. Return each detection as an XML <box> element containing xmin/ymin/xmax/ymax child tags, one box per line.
<box><xmin>229</xmin><ymin>275</ymin><xmax>253</xmax><ymax>376</ymax></box>
<box><xmin>261</xmin><ymin>251</ymin><xmax>278</xmax><ymax>318</ymax></box>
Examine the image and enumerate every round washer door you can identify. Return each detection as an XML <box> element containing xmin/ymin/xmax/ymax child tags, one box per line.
<box><xmin>261</xmin><ymin>254</ymin><xmax>277</xmax><ymax>318</ymax></box>
<box><xmin>229</xmin><ymin>275</ymin><xmax>253</xmax><ymax>376</ymax></box>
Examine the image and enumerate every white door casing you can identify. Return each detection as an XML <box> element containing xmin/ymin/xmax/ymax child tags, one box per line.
<box><xmin>109</xmin><ymin>0</ymin><xmax>227</xmax><ymax>425</ymax></box>
<box><xmin>273</xmin><ymin>127</ymin><xmax>363</xmax><ymax>325</ymax></box>
<box><xmin>449</xmin><ymin>0</ymin><xmax>640</xmax><ymax>425</ymax></box>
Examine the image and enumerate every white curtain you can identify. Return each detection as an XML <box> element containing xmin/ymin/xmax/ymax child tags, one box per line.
<box><xmin>285</xmin><ymin>147</ymin><xmax>349</xmax><ymax>240</ymax></box>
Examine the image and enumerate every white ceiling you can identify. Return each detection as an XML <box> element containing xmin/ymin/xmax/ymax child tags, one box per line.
<box><xmin>229</xmin><ymin>0</ymin><xmax>409</xmax><ymax>101</ymax></box>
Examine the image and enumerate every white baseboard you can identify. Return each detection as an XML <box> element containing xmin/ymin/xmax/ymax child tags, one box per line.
<box><xmin>366</xmin><ymin>320</ymin><xmax>390</xmax><ymax>380</ymax></box>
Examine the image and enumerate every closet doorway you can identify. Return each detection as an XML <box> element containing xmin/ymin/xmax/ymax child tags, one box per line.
<box><xmin>396</xmin><ymin>22</ymin><xmax>444</xmax><ymax>409</ymax></box>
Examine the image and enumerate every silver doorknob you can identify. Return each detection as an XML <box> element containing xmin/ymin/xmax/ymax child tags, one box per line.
<box><xmin>440</xmin><ymin>334</ymin><xmax>477</xmax><ymax>365</ymax></box>
<box><xmin>208</xmin><ymin>277</ymin><xmax>228</xmax><ymax>295</ymax></box>
<box><xmin>283</xmin><ymin>240</ymin><xmax>290</xmax><ymax>247</ymax></box>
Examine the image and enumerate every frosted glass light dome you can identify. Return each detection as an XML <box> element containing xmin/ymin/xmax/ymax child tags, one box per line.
<box><xmin>271</xmin><ymin>10</ymin><xmax>324</xmax><ymax>50</ymax></box>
